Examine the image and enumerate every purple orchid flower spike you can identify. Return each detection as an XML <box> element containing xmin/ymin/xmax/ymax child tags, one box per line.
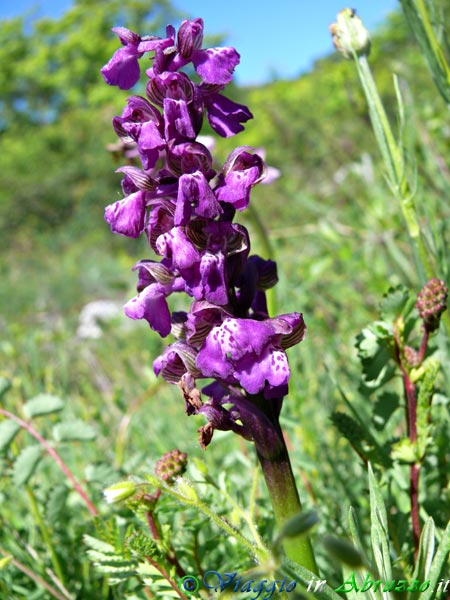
<box><xmin>102</xmin><ymin>17</ymin><xmax>317</xmax><ymax>573</ymax></box>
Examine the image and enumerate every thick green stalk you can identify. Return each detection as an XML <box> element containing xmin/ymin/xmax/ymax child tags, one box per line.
<box><xmin>249</xmin><ymin>395</ymin><xmax>318</xmax><ymax>574</ymax></box>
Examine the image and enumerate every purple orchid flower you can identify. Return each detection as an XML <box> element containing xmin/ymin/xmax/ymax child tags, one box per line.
<box><xmin>102</xmin><ymin>17</ymin><xmax>307</xmax><ymax>450</ymax></box>
<box><xmin>215</xmin><ymin>147</ymin><xmax>266</xmax><ymax>210</ymax></box>
<box><xmin>101</xmin><ymin>27</ymin><xmax>172</xmax><ymax>90</ymax></box>
<box><xmin>148</xmin><ymin>19</ymin><xmax>240</xmax><ymax>86</ymax></box>
<box><xmin>123</xmin><ymin>260</ymin><xmax>185</xmax><ymax>337</ymax></box>
<box><xmin>196</xmin><ymin>314</ymin><xmax>306</xmax><ymax>398</ymax></box>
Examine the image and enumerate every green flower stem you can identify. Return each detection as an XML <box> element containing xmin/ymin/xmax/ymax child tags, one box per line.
<box><xmin>352</xmin><ymin>53</ymin><xmax>440</xmax><ymax>288</ymax></box>
<box><xmin>216</xmin><ymin>476</ymin><xmax>266</xmax><ymax>551</ymax></box>
<box><xmin>250</xmin><ymin>395</ymin><xmax>318</xmax><ymax>574</ymax></box>
<box><xmin>150</xmin><ymin>480</ymin><xmax>270</xmax><ymax>564</ymax></box>
<box><xmin>25</xmin><ymin>486</ymin><xmax>67</xmax><ymax>589</ymax></box>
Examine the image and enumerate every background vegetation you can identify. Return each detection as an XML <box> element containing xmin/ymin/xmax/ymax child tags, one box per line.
<box><xmin>0</xmin><ymin>0</ymin><xmax>448</xmax><ymax>598</ymax></box>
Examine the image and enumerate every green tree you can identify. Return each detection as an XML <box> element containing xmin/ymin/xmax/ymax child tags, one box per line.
<box><xmin>0</xmin><ymin>0</ymin><xmax>175</xmax><ymax>243</ymax></box>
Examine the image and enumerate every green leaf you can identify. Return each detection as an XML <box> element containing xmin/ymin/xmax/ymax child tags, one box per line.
<box><xmin>280</xmin><ymin>557</ymin><xmax>342</xmax><ymax>600</ymax></box>
<box><xmin>420</xmin><ymin>521</ymin><xmax>450</xmax><ymax>600</ymax></box>
<box><xmin>348</xmin><ymin>507</ymin><xmax>364</xmax><ymax>553</ymax></box>
<box><xmin>83</xmin><ymin>534</ymin><xmax>116</xmax><ymax>554</ymax></box>
<box><xmin>46</xmin><ymin>484</ymin><xmax>69</xmax><ymax>523</ymax></box>
<box><xmin>399</xmin><ymin>0</ymin><xmax>450</xmax><ymax>106</ymax></box>
<box><xmin>84</xmin><ymin>462</ymin><xmax>117</xmax><ymax>484</ymax></box>
<box><xmin>0</xmin><ymin>377</ymin><xmax>12</xmax><ymax>399</ymax></box>
<box><xmin>355</xmin><ymin>322</ymin><xmax>395</xmax><ymax>387</ymax></box>
<box><xmin>0</xmin><ymin>419</ymin><xmax>21</xmax><ymax>453</ymax></box>
<box><xmin>372</xmin><ymin>392</ymin><xmax>399</xmax><ymax>431</ymax></box>
<box><xmin>391</xmin><ymin>438</ymin><xmax>419</xmax><ymax>463</ymax></box>
<box><xmin>52</xmin><ymin>419</ymin><xmax>96</xmax><ymax>442</ymax></box>
<box><xmin>330</xmin><ymin>412</ymin><xmax>366</xmax><ymax>445</ymax></box>
<box><xmin>23</xmin><ymin>394</ymin><xmax>64</xmax><ymax>418</ymax></box>
<box><xmin>13</xmin><ymin>445</ymin><xmax>43</xmax><ymax>486</ymax></box>
<box><xmin>368</xmin><ymin>463</ymin><xmax>392</xmax><ymax>581</ymax></box>
<box><xmin>408</xmin><ymin>517</ymin><xmax>434</xmax><ymax>600</ymax></box>
<box><xmin>379</xmin><ymin>284</ymin><xmax>412</xmax><ymax>323</ymax></box>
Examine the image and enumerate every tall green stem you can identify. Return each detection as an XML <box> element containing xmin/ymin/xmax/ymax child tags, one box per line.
<box><xmin>249</xmin><ymin>394</ymin><xmax>318</xmax><ymax>574</ymax></box>
<box><xmin>355</xmin><ymin>55</ymin><xmax>434</xmax><ymax>281</ymax></box>
<box><xmin>25</xmin><ymin>487</ymin><xmax>67</xmax><ymax>588</ymax></box>
<box><xmin>352</xmin><ymin>52</ymin><xmax>450</xmax><ymax>336</ymax></box>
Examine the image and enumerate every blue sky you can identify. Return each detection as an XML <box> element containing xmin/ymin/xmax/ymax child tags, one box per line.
<box><xmin>0</xmin><ymin>0</ymin><xmax>399</xmax><ymax>85</ymax></box>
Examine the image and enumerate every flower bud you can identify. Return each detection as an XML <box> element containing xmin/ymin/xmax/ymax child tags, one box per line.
<box><xmin>416</xmin><ymin>278</ymin><xmax>448</xmax><ymax>332</ymax></box>
<box><xmin>103</xmin><ymin>481</ymin><xmax>137</xmax><ymax>504</ymax></box>
<box><xmin>330</xmin><ymin>8</ymin><xmax>371</xmax><ymax>59</ymax></box>
<box><xmin>404</xmin><ymin>346</ymin><xmax>420</xmax><ymax>368</ymax></box>
<box><xmin>177</xmin><ymin>18</ymin><xmax>204</xmax><ymax>58</ymax></box>
<box><xmin>155</xmin><ymin>449</ymin><xmax>188</xmax><ymax>484</ymax></box>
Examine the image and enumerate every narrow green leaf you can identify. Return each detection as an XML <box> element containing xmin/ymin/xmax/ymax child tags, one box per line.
<box><xmin>52</xmin><ymin>420</ymin><xmax>96</xmax><ymax>442</ymax></box>
<box><xmin>83</xmin><ymin>534</ymin><xmax>115</xmax><ymax>554</ymax></box>
<box><xmin>420</xmin><ymin>521</ymin><xmax>450</xmax><ymax>600</ymax></box>
<box><xmin>92</xmin><ymin>562</ymin><xmax>136</xmax><ymax>575</ymax></box>
<box><xmin>346</xmin><ymin>511</ymin><xmax>380</xmax><ymax>600</ymax></box>
<box><xmin>368</xmin><ymin>463</ymin><xmax>392</xmax><ymax>581</ymax></box>
<box><xmin>23</xmin><ymin>394</ymin><xmax>64</xmax><ymax>418</ymax></box>
<box><xmin>12</xmin><ymin>445</ymin><xmax>43</xmax><ymax>486</ymax></box>
<box><xmin>0</xmin><ymin>419</ymin><xmax>21</xmax><ymax>452</ymax></box>
<box><xmin>280</xmin><ymin>557</ymin><xmax>343</xmax><ymax>600</ymax></box>
<box><xmin>348</xmin><ymin>507</ymin><xmax>364</xmax><ymax>552</ymax></box>
<box><xmin>399</xmin><ymin>0</ymin><xmax>450</xmax><ymax>105</ymax></box>
<box><xmin>407</xmin><ymin>517</ymin><xmax>435</xmax><ymax>600</ymax></box>
<box><xmin>87</xmin><ymin>549</ymin><xmax>135</xmax><ymax>567</ymax></box>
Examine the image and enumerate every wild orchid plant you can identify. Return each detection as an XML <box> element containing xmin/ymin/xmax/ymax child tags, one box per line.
<box><xmin>95</xmin><ymin>14</ymin><xmax>450</xmax><ymax>599</ymax></box>
<box><xmin>100</xmin><ymin>15</ymin><xmax>317</xmax><ymax>578</ymax></box>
